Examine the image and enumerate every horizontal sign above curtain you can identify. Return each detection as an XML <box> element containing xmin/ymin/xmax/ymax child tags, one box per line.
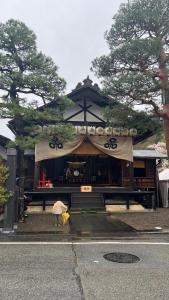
<box><xmin>35</xmin><ymin>136</ymin><xmax>133</xmax><ymax>162</ymax></box>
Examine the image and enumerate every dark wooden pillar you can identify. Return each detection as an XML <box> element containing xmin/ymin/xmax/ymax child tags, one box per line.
<box><xmin>127</xmin><ymin>161</ymin><xmax>134</xmax><ymax>209</ymax></box>
<box><xmin>3</xmin><ymin>148</ymin><xmax>17</xmax><ymax>232</ymax></box>
<box><xmin>108</xmin><ymin>158</ymin><xmax>111</xmax><ymax>185</ymax></box>
<box><xmin>34</xmin><ymin>161</ymin><xmax>40</xmax><ymax>188</ymax></box>
<box><xmin>129</xmin><ymin>161</ymin><xmax>134</xmax><ymax>190</ymax></box>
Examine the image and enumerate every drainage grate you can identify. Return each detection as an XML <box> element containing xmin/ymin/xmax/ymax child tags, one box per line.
<box><xmin>103</xmin><ymin>252</ymin><xmax>140</xmax><ymax>263</ymax></box>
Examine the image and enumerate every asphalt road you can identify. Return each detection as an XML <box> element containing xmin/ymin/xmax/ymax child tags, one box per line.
<box><xmin>0</xmin><ymin>240</ymin><xmax>169</xmax><ymax>300</ymax></box>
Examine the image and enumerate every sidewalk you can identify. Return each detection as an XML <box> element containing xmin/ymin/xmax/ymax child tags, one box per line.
<box><xmin>16</xmin><ymin>213</ymin><xmax>136</xmax><ymax>236</ymax></box>
<box><xmin>15</xmin><ymin>208</ymin><xmax>169</xmax><ymax>235</ymax></box>
<box><xmin>110</xmin><ymin>208</ymin><xmax>169</xmax><ymax>232</ymax></box>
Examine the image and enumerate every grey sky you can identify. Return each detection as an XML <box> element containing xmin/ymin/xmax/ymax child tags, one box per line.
<box><xmin>0</xmin><ymin>0</ymin><xmax>126</xmax><ymax>139</ymax></box>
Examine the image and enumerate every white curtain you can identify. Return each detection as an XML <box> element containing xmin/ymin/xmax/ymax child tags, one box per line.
<box><xmin>88</xmin><ymin>136</ymin><xmax>133</xmax><ymax>162</ymax></box>
<box><xmin>35</xmin><ymin>136</ymin><xmax>133</xmax><ymax>162</ymax></box>
<box><xmin>35</xmin><ymin>136</ymin><xmax>84</xmax><ymax>161</ymax></box>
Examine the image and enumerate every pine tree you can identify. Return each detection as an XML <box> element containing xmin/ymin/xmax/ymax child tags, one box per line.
<box><xmin>92</xmin><ymin>0</ymin><xmax>169</xmax><ymax>156</ymax></box>
<box><xmin>0</xmin><ymin>19</ymin><xmax>73</xmax><ymax>218</ymax></box>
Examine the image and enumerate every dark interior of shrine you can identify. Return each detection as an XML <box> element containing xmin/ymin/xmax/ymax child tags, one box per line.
<box><xmin>40</xmin><ymin>155</ymin><xmax>122</xmax><ymax>186</ymax></box>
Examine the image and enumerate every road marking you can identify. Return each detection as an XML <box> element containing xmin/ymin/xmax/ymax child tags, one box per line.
<box><xmin>0</xmin><ymin>241</ymin><xmax>169</xmax><ymax>245</ymax></box>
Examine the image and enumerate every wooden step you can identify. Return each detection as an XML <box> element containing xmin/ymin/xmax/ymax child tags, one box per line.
<box><xmin>71</xmin><ymin>192</ymin><xmax>104</xmax><ymax>208</ymax></box>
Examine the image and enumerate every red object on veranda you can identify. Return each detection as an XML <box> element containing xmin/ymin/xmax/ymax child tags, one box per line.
<box><xmin>38</xmin><ymin>180</ymin><xmax>52</xmax><ymax>188</ymax></box>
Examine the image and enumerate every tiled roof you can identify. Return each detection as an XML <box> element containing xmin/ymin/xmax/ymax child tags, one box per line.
<box><xmin>133</xmin><ymin>149</ymin><xmax>168</xmax><ymax>158</ymax></box>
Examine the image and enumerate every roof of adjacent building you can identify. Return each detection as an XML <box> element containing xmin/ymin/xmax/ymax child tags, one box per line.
<box><xmin>133</xmin><ymin>149</ymin><xmax>168</xmax><ymax>159</ymax></box>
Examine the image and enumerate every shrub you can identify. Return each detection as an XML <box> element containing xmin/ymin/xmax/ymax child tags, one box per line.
<box><xmin>0</xmin><ymin>160</ymin><xmax>11</xmax><ymax>204</ymax></box>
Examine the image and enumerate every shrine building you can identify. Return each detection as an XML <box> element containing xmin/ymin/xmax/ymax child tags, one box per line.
<box><xmin>23</xmin><ymin>77</ymin><xmax>167</xmax><ymax>210</ymax></box>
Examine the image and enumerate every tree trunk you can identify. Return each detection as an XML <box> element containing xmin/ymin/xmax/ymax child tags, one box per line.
<box><xmin>17</xmin><ymin>148</ymin><xmax>25</xmax><ymax>221</ymax></box>
<box><xmin>14</xmin><ymin>115</ymin><xmax>26</xmax><ymax>220</ymax></box>
<box><xmin>163</xmin><ymin>104</ymin><xmax>169</xmax><ymax>157</ymax></box>
<box><xmin>158</xmin><ymin>48</ymin><xmax>169</xmax><ymax>157</ymax></box>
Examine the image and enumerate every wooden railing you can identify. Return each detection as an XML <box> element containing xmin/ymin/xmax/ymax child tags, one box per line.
<box><xmin>123</xmin><ymin>177</ymin><xmax>156</xmax><ymax>188</ymax></box>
